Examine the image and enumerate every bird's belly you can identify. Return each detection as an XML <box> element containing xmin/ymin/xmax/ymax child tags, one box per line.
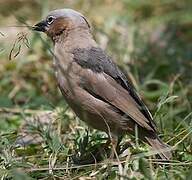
<box><xmin>68</xmin><ymin>101</ymin><xmax>109</xmax><ymax>132</ymax></box>
<box><xmin>67</xmin><ymin>99</ymin><xmax>125</xmax><ymax>135</ymax></box>
<box><xmin>55</xmin><ymin>66</ymin><xmax>128</xmax><ymax>136</ymax></box>
<box><xmin>62</xmin><ymin>93</ymin><xmax>127</xmax><ymax>135</ymax></box>
<box><xmin>56</xmin><ymin>76</ymin><xmax>121</xmax><ymax>134</ymax></box>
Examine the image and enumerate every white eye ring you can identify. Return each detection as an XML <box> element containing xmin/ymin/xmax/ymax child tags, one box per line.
<box><xmin>47</xmin><ymin>16</ymin><xmax>55</xmax><ymax>25</ymax></box>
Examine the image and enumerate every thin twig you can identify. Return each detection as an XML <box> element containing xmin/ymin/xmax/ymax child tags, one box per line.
<box><xmin>3</xmin><ymin>25</ymin><xmax>33</xmax><ymax>28</ymax></box>
<box><xmin>173</xmin><ymin>130</ymin><xmax>192</xmax><ymax>148</ymax></box>
<box><xmin>0</xmin><ymin>107</ymin><xmax>52</xmax><ymax>115</ymax></box>
<box><xmin>26</xmin><ymin>159</ymin><xmax>192</xmax><ymax>173</ymax></box>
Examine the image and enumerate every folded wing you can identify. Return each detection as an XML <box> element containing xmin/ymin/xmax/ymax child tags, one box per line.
<box><xmin>72</xmin><ymin>47</ymin><xmax>157</xmax><ymax>132</ymax></box>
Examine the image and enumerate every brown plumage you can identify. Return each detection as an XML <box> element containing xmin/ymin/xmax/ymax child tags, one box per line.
<box><xmin>33</xmin><ymin>9</ymin><xmax>172</xmax><ymax>160</ymax></box>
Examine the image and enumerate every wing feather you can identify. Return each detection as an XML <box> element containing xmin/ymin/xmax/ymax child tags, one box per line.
<box><xmin>73</xmin><ymin>47</ymin><xmax>157</xmax><ymax>132</ymax></box>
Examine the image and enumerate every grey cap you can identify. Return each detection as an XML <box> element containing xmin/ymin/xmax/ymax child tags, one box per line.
<box><xmin>47</xmin><ymin>8</ymin><xmax>90</xmax><ymax>28</ymax></box>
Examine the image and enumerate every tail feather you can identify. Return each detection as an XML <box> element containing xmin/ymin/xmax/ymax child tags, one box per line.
<box><xmin>145</xmin><ymin>136</ymin><xmax>172</xmax><ymax>160</ymax></box>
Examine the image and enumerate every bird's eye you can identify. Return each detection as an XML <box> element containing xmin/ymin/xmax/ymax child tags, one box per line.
<box><xmin>47</xmin><ymin>16</ymin><xmax>55</xmax><ymax>25</ymax></box>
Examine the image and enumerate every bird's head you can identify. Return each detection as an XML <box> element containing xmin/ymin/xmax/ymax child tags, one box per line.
<box><xmin>33</xmin><ymin>8</ymin><xmax>90</xmax><ymax>40</ymax></box>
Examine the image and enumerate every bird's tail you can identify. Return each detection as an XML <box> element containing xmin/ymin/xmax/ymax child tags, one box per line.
<box><xmin>145</xmin><ymin>135</ymin><xmax>172</xmax><ymax>160</ymax></box>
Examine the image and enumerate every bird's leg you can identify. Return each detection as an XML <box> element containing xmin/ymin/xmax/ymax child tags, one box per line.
<box><xmin>95</xmin><ymin>137</ymin><xmax>111</xmax><ymax>158</ymax></box>
<box><xmin>95</xmin><ymin>135</ymin><xmax>118</xmax><ymax>159</ymax></box>
<box><xmin>107</xmin><ymin>134</ymin><xmax>119</xmax><ymax>159</ymax></box>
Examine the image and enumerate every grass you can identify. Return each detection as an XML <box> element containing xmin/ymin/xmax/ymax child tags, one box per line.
<box><xmin>0</xmin><ymin>0</ymin><xmax>192</xmax><ymax>179</ymax></box>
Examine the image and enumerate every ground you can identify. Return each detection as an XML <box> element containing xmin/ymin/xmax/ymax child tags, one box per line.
<box><xmin>0</xmin><ymin>0</ymin><xmax>191</xmax><ymax>179</ymax></box>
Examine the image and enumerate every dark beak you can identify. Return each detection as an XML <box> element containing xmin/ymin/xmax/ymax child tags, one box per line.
<box><xmin>32</xmin><ymin>20</ymin><xmax>47</xmax><ymax>32</ymax></box>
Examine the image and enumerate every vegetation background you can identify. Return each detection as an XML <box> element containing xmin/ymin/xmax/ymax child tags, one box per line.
<box><xmin>0</xmin><ymin>0</ymin><xmax>191</xmax><ymax>179</ymax></box>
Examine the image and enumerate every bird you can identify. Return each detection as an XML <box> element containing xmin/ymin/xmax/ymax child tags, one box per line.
<box><xmin>33</xmin><ymin>8</ymin><xmax>171</xmax><ymax>160</ymax></box>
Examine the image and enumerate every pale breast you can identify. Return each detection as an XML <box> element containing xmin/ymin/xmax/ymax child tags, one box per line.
<box><xmin>53</xmin><ymin>46</ymin><xmax>82</xmax><ymax>99</ymax></box>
